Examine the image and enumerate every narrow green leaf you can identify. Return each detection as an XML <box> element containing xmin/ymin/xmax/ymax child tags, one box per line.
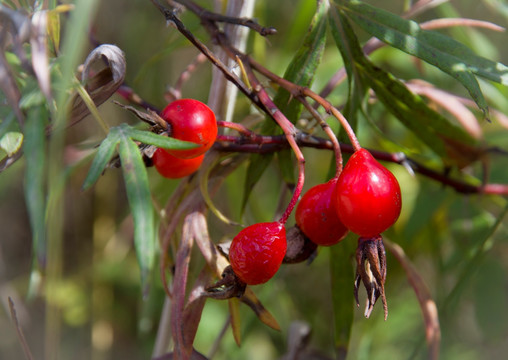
<box><xmin>327</xmin><ymin>0</ymin><xmax>366</xmax><ymax>105</ymax></box>
<box><xmin>328</xmin><ymin>6</ymin><xmax>476</xmax><ymax>158</ymax></box>
<box><xmin>117</xmin><ymin>129</ymin><xmax>155</xmax><ymax>294</ymax></box>
<box><xmin>23</xmin><ymin>107</ymin><xmax>47</xmax><ymax>272</ymax></box>
<box><xmin>359</xmin><ymin>62</ymin><xmax>474</xmax><ymax>156</ymax></box>
<box><xmin>0</xmin><ymin>131</ymin><xmax>23</xmax><ymax>156</ymax></box>
<box><xmin>81</xmin><ymin>129</ymin><xmax>121</xmax><ymax>190</ymax></box>
<box><xmin>127</xmin><ymin>128</ymin><xmax>199</xmax><ymax>150</ymax></box>
<box><xmin>327</xmin><ymin>0</ymin><xmax>368</xmax><ymax>165</ymax></box>
<box><xmin>337</xmin><ymin>0</ymin><xmax>508</xmax><ymax>116</ymax></box>
<box><xmin>242</xmin><ymin>0</ymin><xmax>327</xmax><ymax>211</ymax></box>
<box><xmin>272</xmin><ymin>0</ymin><xmax>328</xmax><ymax>125</ymax></box>
<box><xmin>330</xmin><ymin>234</ymin><xmax>356</xmax><ymax>357</ymax></box>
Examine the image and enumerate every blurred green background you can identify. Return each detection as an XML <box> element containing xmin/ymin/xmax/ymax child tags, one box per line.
<box><xmin>1</xmin><ymin>0</ymin><xmax>508</xmax><ymax>359</ymax></box>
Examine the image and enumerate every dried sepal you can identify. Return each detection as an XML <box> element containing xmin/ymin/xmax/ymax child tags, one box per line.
<box><xmin>354</xmin><ymin>235</ymin><xmax>388</xmax><ymax>320</ymax></box>
<box><xmin>203</xmin><ymin>265</ymin><xmax>246</xmax><ymax>300</ymax></box>
<box><xmin>283</xmin><ymin>225</ymin><xmax>318</xmax><ymax>264</ymax></box>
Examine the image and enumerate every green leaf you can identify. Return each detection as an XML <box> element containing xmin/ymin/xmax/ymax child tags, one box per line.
<box><xmin>337</xmin><ymin>0</ymin><xmax>508</xmax><ymax>117</ymax></box>
<box><xmin>359</xmin><ymin>62</ymin><xmax>476</xmax><ymax>156</ymax></box>
<box><xmin>0</xmin><ymin>131</ymin><xmax>23</xmax><ymax>156</ymax></box>
<box><xmin>127</xmin><ymin>128</ymin><xmax>198</xmax><ymax>150</ymax></box>
<box><xmin>242</xmin><ymin>0</ymin><xmax>327</xmax><ymax>211</ymax></box>
<box><xmin>327</xmin><ymin>0</ymin><xmax>366</xmax><ymax>111</ymax></box>
<box><xmin>117</xmin><ymin>128</ymin><xmax>155</xmax><ymax>294</ymax></box>
<box><xmin>272</xmin><ymin>0</ymin><xmax>328</xmax><ymax>125</ymax></box>
<box><xmin>327</xmin><ymin>0</ymin><xmax>367</xmax><ymax>170</ymax></box>
<box><xmin>81</xmin><ymin>129</ymin><xmax>121</xmax><ymax>190</ymax></box>
<box><xmin>328</xmin><ymin>6</ymin><xmax>476</xmax><ymax>158</ymax></box>
<box><xmin>23</xmin><ymin>107</ymin><xmax>47</xmax><ymax>272</ymax></box>
<box><xmin>330</xmin><ymin>234</ymin><xmax>356</xmax><ymax>357</ymax></box>
<box><xmin>81</xmin><ymin>123</ymin><xmax>159</xmax><ymax>293</ymax></box>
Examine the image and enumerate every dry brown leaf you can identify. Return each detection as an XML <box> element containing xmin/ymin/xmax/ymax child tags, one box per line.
<box><xmin>69</xmin><ymin>44</ymin><xmax>126</xmax><ymax>124</ymax></box>
<box><xmin>407</xmin><ymin>81</ymin><xmax>483</xmax><ymax>140</ymax></box>
<box><xmin>30</xmin><ymin>11</ymin><xmax>52</xmax><ymax>105</ymax></box>
<box><xmin>171</xmin><ymin>213</ymin><xmax>195</xmax><ymax>360</ymax></box>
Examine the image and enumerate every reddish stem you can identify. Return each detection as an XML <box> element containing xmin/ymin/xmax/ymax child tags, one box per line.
<box><xmin>299</xmin><ymin>96</ymin><xmax>343</xmax><ymax>177</ymax></box>
<box><xmin>249</xmin><ymin>59</ymin><xmax>362</xmax><ymax>152</ymax></box>
<box><xmin>257</xmin><ymin>89</ymin><xmax>305</xmax><ymax>224</ymax></box>
<box><xmin>217</xmin><ymin>121</ymin><xmax>253</xmax><ymax>137</ymax></box>
<box><xmin>242</xmin><ymin>60</ymin><xmax>305</xmax><ymax>225</ymax></box>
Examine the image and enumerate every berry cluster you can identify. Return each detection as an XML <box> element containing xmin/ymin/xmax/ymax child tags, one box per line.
<box><xmin>227</xmin><ymin>148</ymin><xmax>401</xmax><ymax>279</ymax></box>
<box><xmin>153</xmin><ymin>99</ymin><xmax>217</xmax><ymax>178</ymax></box>
<box><xmin>156</xmin><ymin>100</ymin><xmax>402</xmax><ymax>318</ymax></box>
<box><xmin>296</xmin><ymin>148</ymin><xmax>401</xmax><ymax>246</ymax></box>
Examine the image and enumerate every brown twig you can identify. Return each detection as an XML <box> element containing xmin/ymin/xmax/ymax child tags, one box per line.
<box><xmin>213</xmin><ymin>133</ymin><xmax>508</xmax><ymax>196</ymax></box>
<box><xmin>172</xmin><ymin>0</ymin><xmax>277</xmax><ymax>36</ymax></box>
<box><xmin>151</xmin><ymin>4</ymin><xmax>264</xmax><ymax>111</ymax></box>
<box><xmin>241</xmin><ymin>58</ymin><xmax>305</xmax><ymax>225</ymax></box>
<box><xmin>166</xmin><ymin>53</ymin><xmax>208</xmax><ymax>102</ymax></box>
<box><xmin>248</xmin><ymin>58</ymin><xmax>362</xmax><ymax>151</ymax></box>
<box><xmin>8</xmin><ymin>297</ymin><xmax>34</xmax><ymax>360</ymax></box>
<box><xmin>299</xmin><ymin>97</ymin><xmax>344</xmax><ymax>176</ymax></box>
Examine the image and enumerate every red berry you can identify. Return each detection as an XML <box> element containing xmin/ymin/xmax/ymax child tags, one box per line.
<box><xmin>229</xmin><ymin>222</ymin><xmax>287</xmax><ymax>285</ymax></box>
<box><xmin>295</xmin><ymin>178</ymin><xmax>348</xmax><ymax>246</ymax></box>
<box><xmin>333</xmin><ymin>149</ymin><xmax>401</xmax><ymax>237</ymax></box>
<box><xmin>152</xmin><ymin>148</ymin><xmax>204</xmax><ymax>178</ymax></box>
<box><xmin>161</xmin><ymin>99</ymin><xmax>217</xmax><ymax>159</ymax></box>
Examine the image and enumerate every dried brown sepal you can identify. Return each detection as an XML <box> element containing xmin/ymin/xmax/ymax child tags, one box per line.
<box><xmin>283</xmin><ymin>225</ymin><xmax>318</xmax><ymax>264</ymax></box>
<box><xmin>354</xmin><ymin>235</ymin><xmax>388</xmax><ymax>320</ymax></box>
<box><xmin>203</xmin><ymin>265</ymin><xmax>246</xmax><ymax>300</ymax></box>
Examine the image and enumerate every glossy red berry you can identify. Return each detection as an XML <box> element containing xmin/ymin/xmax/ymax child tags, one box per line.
<box><xmin>152</xmin><ymin>148</ymin><xmax>204</xmax><ymax>179</ymax></box>
<box><xmin>229</xmin><ymin>222</ymin><xmax>287</xmax><ymax>285</ymax></box>
<box><xmin>161</xmin><ymin>99</ymin><xmax>217</xmax><ymax>159</ymax></box>
<box><xmin>333</xmin><ymin>149</ymin><xmax>401</xmax><ymax>237</ymax></box>
<box><xmin>295</xmin><ymin>178</ymin><xmax>349</xmax><ymax>246</ymax></box>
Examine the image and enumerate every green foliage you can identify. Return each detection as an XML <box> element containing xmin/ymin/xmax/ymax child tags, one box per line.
<box><xmin>1</xmin><ymin>0</ymin><xmax>508</xmax><ymax>359</ymax></box>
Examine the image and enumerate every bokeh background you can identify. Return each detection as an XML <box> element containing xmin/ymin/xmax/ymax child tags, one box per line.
<box><xmin>1</xmin><ymin>0</ymin><xmax>508</xmax><ymax>359</ymax></box>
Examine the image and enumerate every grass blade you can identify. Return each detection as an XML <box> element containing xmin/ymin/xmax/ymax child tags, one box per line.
<box><xmin>127</xmin><ymin>127</ymin><xmax>198</xmax><ymax>150</ymax></box>
<box><xmin>23</xmin><ymin>107</ymin><xmax>47</xmax><ymax>273</ymax></box>
<box><xmin>117</xmin><ymin>127</ymin><xmax>155</xmax><ymax>294</ymax></box>
<box><xmin>81</xmin><ymin>129</ymin><xmax>121</xmax><ymax>190</ymax></box>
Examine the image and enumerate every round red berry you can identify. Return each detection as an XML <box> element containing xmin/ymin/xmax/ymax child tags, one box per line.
<box><xmin>333</xmin><ymin>149</ymin><xmax>401</xmax><ymax>237</ymax></box>
<box><xmin>152</xmin><ymin>148</ymin><xmax>204</xmax><ymax>179</ymax></box>
<box><xmin>229</xmin><ymin>222</ymin><xmax>286</xmax><ymax>285</ymax></box>
<box><xmin>161</xmin><ymin>99</ymin><xmax>217</xmax><ymax>159</ymax></box>
<box><xmin>295</xmin><ymin>178</ymin><xmax>348</xmax><ymax>246</ymax></box>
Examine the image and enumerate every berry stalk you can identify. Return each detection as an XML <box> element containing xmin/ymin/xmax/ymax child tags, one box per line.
<box><xmin>249</xmin><ymin>58</ymin><xmax>362</xmax><ymax>152</ymax></box>
<box><xmin>299</xmin><ymin>96</ymin><xmax>343</xmax><ymax>177</ymax></box>
<box><xmin>252</xmin><ymin>81</ymin><xmax>305</xmax><ymax>225</ymax></box>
